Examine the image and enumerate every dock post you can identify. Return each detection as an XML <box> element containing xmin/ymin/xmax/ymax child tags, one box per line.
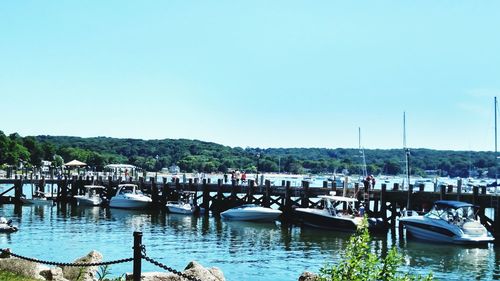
<box><xmin>381</xmin><ymin>184</ymin><xmax>387</xmax><ymax>225</ymax></box>
<box><xmin>217</xmin><ymin>179</ymin><xmax>223</xmax><ymax>201</ymax></box>
<box><xmin>248</xmin><ymin>180</ymin><xmax>255</xmax><ymax>204</ymax></box>
<box><xmin>406</xmin><ymin>184</ymin><xmax>413</xmax><ymax>210</ymax></box>
<box><xmin>440</xmin><ymin>184</ymin><xmax>446</xmax><ymax>200</ymax></box>
<box><xmin>473</xmin><ymin>186</ymin><xmax>479</xmax><ymax>205</ymax></box>
<box><xmin>202</xmin><ymin>179</ymin><xmax>210</xmax><ymax>211</ymax></box>
<box><xmin>14</xmin><ymin>177</ymin><xmax>23</xmax><ymax>204</ymax></box>
<box><xmin>150</xmin><ymin>177</ymin><xmax>159</xmax><ymax>204</ymax></box>
<box><xmin>322</xmin><ymin>181</ymin><xmax>328</xmax><ymax>188</ymax></box>
<box><xmin>393</xmin><ymin>183</ymin><xmax>399</xmax><ymax>191</ymax></box>
<box><xmin>284</xmin><ymin>181</ymin><xmax>292</xmax><ymax>214</ymax></box>
<box><xmin>332</xmin><ymin>181</ymin><xmax>337</xmax><ymax>195</ymax></box>
<box><xmin>301</xmin><ymin>180</ymin><xmax>310</xmax><ymax>208</ymax></box>
<box><xmin>107</xmin><ymin>176</ymin><xmax>113</xmax><ymax>197</ymax></box>
<box><xmin>418</xmin><ymin>183</ymin><xmax>425</xmax><ymax>192</ymax></box>
<box><xmin>230</xmin><ymin>178</ymin><xmax>237</xmax><ymax>202</ymax></box>
<box><xmin>457</xmin><ymin>178</ymin><xmax>462</xmax><ymax>201</ymax></box>
<box><xmin>353</xmin><ymin>183</ymin><xmax>360</xmax><ymax>210</ymax></box>
<box><xmin>133</xmin><ymin>231</ymin><xmax>143</xmax><ymax>281</ymax></box>
<box><xmin>263</xmin><ymin>180</ymin><xmax>271</xmax><ymax>208</ymax></box>
<box><xmin>390</xmin><ymin>203</ymin><xmax>397</xmax><ymax>229</ymax></box>
<box><xmin>161</xmin><ymin>178</ymin><xmax>168</xmax><ymax>206</ymax></box>
<box><xmin>61</xmin><ymin>177</ymin><xmax>68</xmax><ymax>201</ymax></box>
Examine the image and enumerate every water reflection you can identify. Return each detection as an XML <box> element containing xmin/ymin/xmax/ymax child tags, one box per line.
<box><xmin>401</xmin><ymin>239</ymin><xmax>497</xmax><ymax>280</ymax></box>
<box><xmin>0</xmin><ymin>203</ymin><xmax>499</xmax><ymax>281</ymax></box>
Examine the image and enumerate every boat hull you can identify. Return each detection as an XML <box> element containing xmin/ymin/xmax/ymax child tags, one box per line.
<box><xmin>109</xmin><ymin>198</ymin><xmax>151</xmax><ymax>209</ymax></box>
<box><xmin>221</xmin><ymin>207</ymin><xmax>282</xmax><ymax>222</ymax></box>
<box><xmin>400</xmin><ymin>219</ymin><xmax>494</xmax><ymax>245</ymax></box>
<box><xmin>75</xmin><ymin>196</ymin><xmax>102</xmax><ymax>206</ymax></box>
<box><xmin>294</xmin><ymin>208</ymin><xmax>359</xmax><ymax>232</ymax></box>
<box><xmin>167</xmin><ymin>203</ymin><xmax>195</xmax><ymax>215</ymax></box>
<box><xmin>20</xmin><ymin>198</ymin><xmax>53</xmax><ymax>205</ymax></box>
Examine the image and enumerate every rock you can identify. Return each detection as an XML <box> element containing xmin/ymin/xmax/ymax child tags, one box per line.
<box><xmin>298</xmin><ymin>271</ymin><xmax>318</xmax><ymax>281</ymax></box>
<box><xmin>125</xmin><ymin>260</ymin><xmax>225</xmax><ymax>281</ymax></box>
<box><xmin>61</xmin><ymin>250</ymin><xmax>102</xmax><ymax>281</ymax></box>
<box><xmin>40</xmin><ymin>267</ymin><xmax>69</xmax><ymax>281</ymax></box>
<box><xmin>183</xmin><ymin>261</ymin><xmax>225</xmax><ymax>281</ymax></box>
<box><xmin>0</xmin><ymin>257</ymin><xmax>46</xmax><ymax>280</ymax></box>
<box><xmin>125</xmin><ymin>272</ymin><xmax>181</xmax><ymax>281</ymax></box>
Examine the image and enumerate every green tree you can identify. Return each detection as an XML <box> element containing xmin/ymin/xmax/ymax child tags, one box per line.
<box><xmin>318</xmin><ymin>218</ymin><xmax>433</xmax><ymax>281</ymax></box>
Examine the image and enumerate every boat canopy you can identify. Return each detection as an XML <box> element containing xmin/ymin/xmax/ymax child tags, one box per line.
<box><xmin>434</xmin><ymin>200</ymin><xmax>474</xmax><ymax>209</ymax></box>
<box><xmin>318</xmin><ymin>195</ymin><xmax>358</xmax><ymax>203</ymax></box>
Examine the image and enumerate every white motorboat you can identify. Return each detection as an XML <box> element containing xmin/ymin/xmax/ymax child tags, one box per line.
<box><xmin>220</xmin><ymin>204</ymin><xmax>282</xmax><ymax>221</ymax></box>
<box><xmin>20</xmin><ymin>191</ymin><xmax>53</xmax><ymax>205</ymax></box>
<box><xmin>109</xmin><ymin>184</ymin><xmax>152</xmax><ymax>209</ymax></box>
<box><xmin>294</xmin><ymin>195</ymin><xmax>383</xmax><ymax>232</ymax></box>
<box><xmin>75</xmin><ymin>185</ymin><xmax>105</xmax><ymax>206</ymax></box>
<box><xmin>166</xmin><ymin>201</ymin><xmax>197</xmax><ymax>214</ymax></box>
<box><xmin>399</xmin><ymin>200</ymin><xmax>494</xmax><ymax>245</ymax></box>
<box><xmin>0</xmin><ymin>217</ymin><xmax>18</xmax><ymax>233</ymax></box>
<box><xmin>166</xmin><ymin>191</ymin><xmax>204</xmax><ymax>215</ymax></box>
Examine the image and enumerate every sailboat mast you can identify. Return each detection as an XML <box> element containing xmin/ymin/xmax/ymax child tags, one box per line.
<box><xmin>495</xmin><ymin>97</ymin><xmax>498</xmax><ymax>187</ymax></box>
<box><xmin>404</xmin><ymin>112</ymin><xmax>410</xmax><ymax>190</ymax></box>
<box><xmin>359</xmin><ymin>127</ymin><xmax>367</xmax><ymax>178</ymax></box>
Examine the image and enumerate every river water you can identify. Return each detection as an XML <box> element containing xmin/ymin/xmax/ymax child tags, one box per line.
<box><xmin>1</xmin><ymin>202</ymin><xmax>499</xmax><ymax>281</ymax></box>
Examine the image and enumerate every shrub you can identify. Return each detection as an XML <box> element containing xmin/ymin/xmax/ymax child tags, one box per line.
<box><xmin>317</xmin><ymin>218</ymin><xmax>433</xmax><ymax>281</ymax></box>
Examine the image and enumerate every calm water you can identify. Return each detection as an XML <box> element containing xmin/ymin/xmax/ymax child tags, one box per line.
<box><xmin>1</xmin><ymin>203</ymin><xmax>499</xmax><ymax>281</ymax></box>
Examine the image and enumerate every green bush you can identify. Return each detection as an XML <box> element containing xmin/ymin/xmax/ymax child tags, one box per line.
<box><xmin>317</xmin><ymin>218</ymin><xmax>433</xmax><ymax>281</ymax></box>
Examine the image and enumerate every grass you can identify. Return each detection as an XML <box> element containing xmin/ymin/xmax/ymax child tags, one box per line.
<box><xmin>0</xmin><ymin>270</ymin><xmax>40</xmax><ymax>281</ymax></box>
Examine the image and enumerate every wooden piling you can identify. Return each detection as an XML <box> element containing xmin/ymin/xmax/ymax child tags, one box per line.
<box><xmin>161</xmin><ymin>178</ymin><xmax>168</xmax><ymax>205</ymax></box>
<box><xmin>301</xmin><ymin>181</ymin><xmax>309</xmax><ymax>208</ymax></box>
<box><xmin>473</xmin><ymin>186</ymin><xmax>479</xmax><ymax>205</ymax></box>
<box><xmin>247</xmin><ymin>180</ymin><xmax>255</xmax><ymax>203</ymax></box>
<box><xmin>14</xmin><ymin>178</ymin><xmax>23</xmax><ymax>204</ymax></box>
<box><xmin>202</xmin><ymin>179</ymin><xmax>210</xmax><ymax>211</ymax></box>
<box><xmin>263</xmin><ymin>180</ymin><xmax>271</xmax><ymax>208</ymax></box>
<box><xmin>150</xmin><ymin>177</ymin><xmax>159</xmax><ymax>204</ymax></box>
<box><xmin>440</xmin><ymin>184</ymin><xmax>446</xmax><ymax>200</ymax></box>
<box><xmin>380</xmin><ymin>184</ymin><xmax>387</xmax><ymax>223</ymax></box>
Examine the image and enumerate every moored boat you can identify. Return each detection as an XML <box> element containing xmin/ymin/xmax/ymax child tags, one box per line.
<box><xmin>294</xmin><ymin>195</ymin><xmax>383</xmax><ymax>232</ymax></box>
<box><xmin>20</xmin><ymin>191</ymin><xmax>54</xmax><ymax>205</ymax></box>
<box><xmin>109</xmin><ymin>184</ymin><xmax>152</xmax><ymax>209</ymax></box>
<box><xmin>75</xmin><ymin>185</ymin><xmax>105</xmax><ymax>206</ymax></box>
<box><xmin>221</xmin><ymin>204</ymin><xmax>282</xmax><ymax>221</ymax></box>
<box><xmin>399</xmin><ymin>200</ymin><xmax>494</xmax><ymax>245</ymax></box>
<box><xmin>0</xmin><ymin>217</ymin><xmax>18</xmax><ymax>233</ymax></box>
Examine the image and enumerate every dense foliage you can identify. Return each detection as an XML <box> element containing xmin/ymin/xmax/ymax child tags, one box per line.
<box><xmin>317</xmin><ymin>218</ymin><xmax>433</xmax><ymax>281</ymax></box>
<box><xmin>0</xmin><ymin>130</ymin><xmax>497</xmax><ymax>177</ymax></box>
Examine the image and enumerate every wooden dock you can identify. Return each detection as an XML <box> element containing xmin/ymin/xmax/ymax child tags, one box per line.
<box><xmin>1</xmin><ymin>175</ymin><xmax>500</xmax><ymax>240</ymax></box>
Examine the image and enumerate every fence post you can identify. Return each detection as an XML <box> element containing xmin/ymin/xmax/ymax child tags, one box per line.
<box><xmin>133</xmin><ymin>231</ymin><xmax>143</xmax><ymax>281</ymax></box>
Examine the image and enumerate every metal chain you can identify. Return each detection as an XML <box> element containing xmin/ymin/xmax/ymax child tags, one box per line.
<box><xmin>0</xmin><ymin>249</ymin><xmax>133</xmax><ymax>267</ymax></box>
<box><xmin>142</xmin><ymin>255</ymin><xmax>202</xmax><ymax>281</ymax></box>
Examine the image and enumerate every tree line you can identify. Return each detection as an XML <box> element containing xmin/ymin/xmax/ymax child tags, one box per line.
<box><xmin>0</xmin><ymin>131</ymin><xmax>497</xmax><ymax>178</ymax></box>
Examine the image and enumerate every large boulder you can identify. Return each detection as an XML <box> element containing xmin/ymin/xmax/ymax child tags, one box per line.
<box><xmin>125</xmin><ymin>260</ymin><xmax>225</xmax><ymax>281</ymax></box>
<box><xmin>0</xmin><ymin>257</ymin><xmax>47</xmax><ymax>280</ymax></box>
<box><xmin>40</xmin><ymin>267</ymin><xmax>69</xmax><ymax>281</ymax></box>
<box><xmin>61</xmin><ymin>250</ymin><xmax>102</xmax><ymax>281</ymax></box>
<box><xmin>183</xmin><ymin>261</ymin><xmax>225</xmax><ymax>281</ymax></box>
<box><xmin>298</xmin><ymin>271</ymin><xmax>318</xmax><ymax>281</ymax></box>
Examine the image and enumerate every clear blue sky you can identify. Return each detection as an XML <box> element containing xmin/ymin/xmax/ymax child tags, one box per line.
<box><xmin>1</xmin><ymin>1</ymin><xmax>499</xmax><ymax>151</ymax></box>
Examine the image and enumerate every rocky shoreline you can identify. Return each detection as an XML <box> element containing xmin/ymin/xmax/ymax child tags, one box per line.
<box><xmin>0</xmin><ymin>250</ymin><xmax>226</xmax><ymax>281</ymax></box>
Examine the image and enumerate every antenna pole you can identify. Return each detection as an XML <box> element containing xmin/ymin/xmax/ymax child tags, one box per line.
<box><xmin>495</xmin><ymin>97</ymin><xmax>498</xmax><ymax>188</ymax></box>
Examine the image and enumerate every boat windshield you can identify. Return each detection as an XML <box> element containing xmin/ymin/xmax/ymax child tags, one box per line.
<box><xmin>234</xmin><ymin>204</ymin><xmax>258</xmax><ymax>209</ymax></box>
<box><xmin>119</xmin><ymin>186</ymin><xmax>143</xmax><ymax>195</ymax></box>
<box><xmin>425</xmin><ymin>205</ymin><xmax>476</xmax><ymax>222</ymax></box>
